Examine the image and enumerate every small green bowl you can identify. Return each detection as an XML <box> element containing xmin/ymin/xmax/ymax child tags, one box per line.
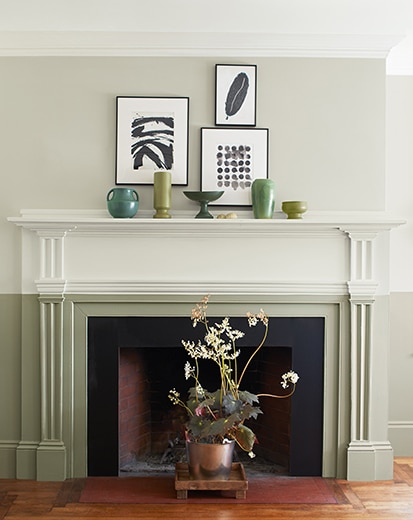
<box><xmin>281</xmin><ymin>201</ymin><xmax>308</xmax><ymax>219</ymax></box>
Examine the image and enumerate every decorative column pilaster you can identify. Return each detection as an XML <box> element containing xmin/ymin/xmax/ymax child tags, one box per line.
<box><xmin>35</xmin><ymin>232</ymin><xmax>67</xmax><ymax>481</ymax></box>
<box><xmin>344</xmin><ymin>229</ymin><xmax>393</xmax><ymax>481</ymax></box>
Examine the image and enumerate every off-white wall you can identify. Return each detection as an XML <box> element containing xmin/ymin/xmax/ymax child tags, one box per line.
<box><xmin>0</xmin><ymin>0</ymin><xmax>409</xmax><ymax>36</ymax></box>
<box><xmin>0</xmin><ymin>56</ymin><xmax>385</xmax><ymax>293</ymax></box>
<box><xmin>386</xmin><ymin>76</ymin><xmax>413</xmax><ymax>291</ymax></box>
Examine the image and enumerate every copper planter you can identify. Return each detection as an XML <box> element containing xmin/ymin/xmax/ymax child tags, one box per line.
<box><xmin>186</xmin><ymin>440</ymin><xmax>235</xmax><ymax>480</ymax></box>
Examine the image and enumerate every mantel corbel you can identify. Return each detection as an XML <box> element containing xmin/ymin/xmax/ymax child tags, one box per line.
<box><xmin>36</xmin><ymin>282</ymin><xmax>67</xmax><ymax>297</ymax></box>
<box><xmin>347</xmin><ymin>281</ymin><xmax>378</xmax><ymax>302</ymax></box>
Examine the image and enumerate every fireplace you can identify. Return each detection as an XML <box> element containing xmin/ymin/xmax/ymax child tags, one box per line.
<box><xmin>87</xmin><ymin>316</ymin><xmax>325</xmax><ymax>477</ymax></box>
<box><xmin>9</xmin><ymin>209</ymin><xmax>404</xmax><ymax>481</ymax></box>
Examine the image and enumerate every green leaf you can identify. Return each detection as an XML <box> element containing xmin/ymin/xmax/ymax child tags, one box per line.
<box><xmin>222</xmin><ymin>394</ymin><xmax>243</xmax><ymax>415</ymax></box>
<box><xmin>238</xmin><ymin>390</ymin><xmax>259</xmax><ymax>404</ymax></box>
<box><xmin>213</xmin><ymin>415</ymin><xmax>240</xmax><ymax>435</ymax></box>
<box><xmin>187</xmin><ymin>416</ymin><xmax>212</xmax><ymax>437</ymax></box>
<box><xmin>234</xmin><ymin>424</ymin><xmax>256</xmax><ymax>452</ymax></box>
<box><xmin>238</xmin><ymin>403</ymin><xmax>262</xmax><ymax>421</ymax></box>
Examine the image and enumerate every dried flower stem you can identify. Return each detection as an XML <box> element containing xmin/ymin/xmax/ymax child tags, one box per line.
<box><xmin>257</xmin><ymin>386</ymin><xmax>297</xmax><ymax>400</ymax></box>
<box><xmin>237</xmin><ymin>321</ymin><xmax>269</xmax><ymax>389</ymax></box>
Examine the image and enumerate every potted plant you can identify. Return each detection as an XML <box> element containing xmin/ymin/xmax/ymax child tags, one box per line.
<box><xmin>168</xmin><ymin>295</ymin><xmax>299</xmax><ymax>480</ymax></box>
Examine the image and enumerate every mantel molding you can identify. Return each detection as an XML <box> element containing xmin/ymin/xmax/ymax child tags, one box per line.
<box><xmin>8</xmin><ymin>209</ymin><xmax>406</xmax><ymax>239</ymax></box>
<box><xmin>0</xmin><ymin>31</ymin><xmax>402</xmax><ymax>58</ymax></box>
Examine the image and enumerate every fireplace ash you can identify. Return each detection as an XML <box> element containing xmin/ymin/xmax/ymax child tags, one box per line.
<box><xmin>119</xmin><ymin>440</ymin><xmax>287</xmax><ymax>477</ymax></box>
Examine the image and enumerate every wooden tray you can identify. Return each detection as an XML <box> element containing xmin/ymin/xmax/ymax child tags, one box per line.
<box><xmin>174</xmin><ymin>462</ymin><xmax>248</xmax><ymax>499</ymax></box>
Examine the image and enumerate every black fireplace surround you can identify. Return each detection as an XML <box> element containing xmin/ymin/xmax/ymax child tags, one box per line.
<box><xmin>87</xmin><ymin>316</ymin><xmax>325</xmax><ymax>477</ymax></box>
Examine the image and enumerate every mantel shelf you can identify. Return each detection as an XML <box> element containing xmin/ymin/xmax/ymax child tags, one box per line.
<box><xmin>8</xmin><ymin>209</ymin><xmax>406</xmax><ymax>238</ymax></box>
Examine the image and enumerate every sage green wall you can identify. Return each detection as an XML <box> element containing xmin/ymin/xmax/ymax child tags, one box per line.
<box><xmin>388</xmin><ymin>293</ymin><xmax>413</xmax><ymax>455</ymax></box>
<box><xmin>0</xmin><ymin>294</ymin><xmax>40</xmax><ymax>479</ymax></box>
<box><xmin>0</xmin><ymin>56</ymin><xmax>390</xmax><ymax>477</ymax></box>
<box><xmin>0</xmin><ymin>294</ymin><xmax>21</xmax><ymax>477</ymax></box>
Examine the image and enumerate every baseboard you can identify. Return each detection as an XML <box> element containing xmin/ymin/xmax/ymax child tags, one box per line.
<box><xmin>0</xmin><ymin>440</ymin><xmax>19</xmax><ymax>478</ymax></box>
<box><xmin>347</xmin><ymin>441</ymin><xmax>394</xmax><ymax>481</ymax></box>
<box><xmin>388</xmin><ymin>421</ymin><xmax>413</xmax><ymax>456</ymax></box>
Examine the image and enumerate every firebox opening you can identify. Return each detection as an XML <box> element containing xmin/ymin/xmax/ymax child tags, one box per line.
<box><xmin>87</xmin><ymin>316</ymin><xmax>324</xmax><ymax>477</ymax></box>
<box><xmin>118</xmin><ymin>345</ymin><xmax>293</xmax><ymax>476</ymax></box>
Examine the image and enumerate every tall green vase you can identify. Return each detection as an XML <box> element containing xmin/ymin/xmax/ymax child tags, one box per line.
<box><xmin>251</xmin><ymin>178</ymin><xmax>275</xmax><ymax>219</ymax></box>
<box><xmin>153</xmin><ymin>171</ymin><xmax>172</xmax><ymax>218</ymax></box>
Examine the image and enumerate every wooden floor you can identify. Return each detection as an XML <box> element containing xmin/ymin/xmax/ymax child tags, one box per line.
<box><xmin>1</xmin><ymin>458</ymin><xmax>413</xmax><ymax>520</ymax></box>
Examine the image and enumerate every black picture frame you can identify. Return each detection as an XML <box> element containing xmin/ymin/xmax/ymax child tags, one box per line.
<box><xmin>115</xmin><ymin>96</ymin><xmax>189</xmax><ymax>185</ymax></box>
<box><xmin>215</xmin><ymin>64</ymin><xmax>257</xmax><ymax>126</ymax></box>
<box><xmin>201</xmin><ymin>127</ymin><xmax>269</xmax><ymax>206</ymax></box>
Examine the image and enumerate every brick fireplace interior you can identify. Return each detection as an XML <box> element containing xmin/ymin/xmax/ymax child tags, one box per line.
<box><xmin>87</xmin><ymin>315</ymin><xmax>325</xmax><ymax>477</ymax></box>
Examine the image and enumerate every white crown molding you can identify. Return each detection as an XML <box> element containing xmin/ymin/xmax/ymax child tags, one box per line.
<box><xmin>0</xmin><ymin>31</ymin><xmax>403</xmax><ymax>58</ymax></box>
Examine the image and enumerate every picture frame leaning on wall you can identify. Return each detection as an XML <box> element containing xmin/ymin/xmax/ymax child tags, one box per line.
<box><xmin>215</xmin><ymin>64</ymin><xmax>257</xmax><ymax>126</ymax></box>
<box><xmin>116</xmin><ymin>96</ymin><xmax>189</xmax><ymax>185</ymax></box>
<box><xmin>201</xmin><ymin>127</ymin><xmax>269</xmax><ymax>206</ymax></box>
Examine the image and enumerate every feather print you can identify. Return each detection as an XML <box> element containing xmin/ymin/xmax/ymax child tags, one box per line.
<box><xmin>225</xmin><ymin>72</ymin><xmax>249</xmax><ymax>119</ymax></box>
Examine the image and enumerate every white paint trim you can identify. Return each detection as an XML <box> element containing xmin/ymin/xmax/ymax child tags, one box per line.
<box><xmin>387</xmin><ymin>54</ymin><xmax>413</xmax><ymax>75</ymax></box>
<box><xmin>62</xmin><ymin>280</ymin><xmax>348</xmax><ymax>296</ymax></box>
<box><xmin>8</xmin><ymin>209</ymin><xmax>406</xmax><ymax>235</ymax></box>
<box><xmin>0</xmin><ymin>31</ymin><xmax>402</xmax><ymax>58</ymax></box>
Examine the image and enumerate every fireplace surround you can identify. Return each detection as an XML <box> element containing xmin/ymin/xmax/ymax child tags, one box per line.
<box><xmin>9</xmin><ymin>208</ymin><xmax>404</xmax><ymax>482</ymax></box>
<box><xmin>87</xmin><ymin>315</ymin><xmax>325</xmax><ymax>477</ymax></box>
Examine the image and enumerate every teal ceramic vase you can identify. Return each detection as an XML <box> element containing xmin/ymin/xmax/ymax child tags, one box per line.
<box><xmin>251</xmin><ymin>178</ymin><xmax>275</xmax><ymax>219</ymax></box>
<box><xmin>106</xmin><ymin>188</ymin><xmax>139</xmax><ymax>218</ymax></box>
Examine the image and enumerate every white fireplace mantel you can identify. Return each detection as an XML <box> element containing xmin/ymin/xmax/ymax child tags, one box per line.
<box><xmin>9</xmin><ymin>209</ymin><xmax>404</xmax><ymax>296</ymax></box>
<box><xmin>8</xmin><ymin>209</ymin><xmax>405</xmax><ymax>482</ymax></box>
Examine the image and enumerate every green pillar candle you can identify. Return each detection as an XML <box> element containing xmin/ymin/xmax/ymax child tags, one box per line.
<box><xmin>153</xmin><ymin>170</ymin><xmax>172</xmax><ymax>218</ymax></box>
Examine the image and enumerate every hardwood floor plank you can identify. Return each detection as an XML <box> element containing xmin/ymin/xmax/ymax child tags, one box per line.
<box><xmin>1</xmin><ymin>459</ymin><xmax>413</xmax><ymax>519</ymax></box>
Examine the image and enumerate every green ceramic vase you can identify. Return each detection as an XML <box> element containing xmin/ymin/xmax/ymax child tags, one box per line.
<box><xmin>153</xmin><ymin>171</ymin><xmax>172</xmax><ymax>218</ymax></box>
<box><xmin>106</xmin><ymin>188</ymin><xmax>139</xmax><ymax>218</ymax></box>
<box><xmin>251</xmin><ymin>178</ymin><xmax>275</xmax><ymax>219</ymax></box>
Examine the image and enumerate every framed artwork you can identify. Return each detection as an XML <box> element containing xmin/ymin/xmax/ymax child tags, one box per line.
<box><xmin>115</xmin><ymin>96</ymin><xmax>189</xmax><ymax>185</ymax></box>
<box><xmin>201</xmin><ymin>127</ymin><xmax>269</xmax><ymax>206</ymax></box>
<box><xmin>215</xmin><ymin>64</ymin><xmax>257</xmax><ymax>126</ymax></box>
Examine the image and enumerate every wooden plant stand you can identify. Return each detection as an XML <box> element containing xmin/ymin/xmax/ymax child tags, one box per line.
<box><xmin>174</xmin><ymin>462</ymin><xmax>248</xmax><ymax>499</ymax></box>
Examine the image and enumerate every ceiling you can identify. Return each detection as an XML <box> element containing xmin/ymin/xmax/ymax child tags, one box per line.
<box><xmin>0</xmin><ymin>0</ymin><xmax>412</xmax><ymax>74</ymax></box>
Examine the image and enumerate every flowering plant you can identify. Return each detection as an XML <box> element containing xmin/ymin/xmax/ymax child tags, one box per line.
<box><xmin>168</xmin><ymin>295</ymin><xmax>299</xmax><ymax>457</ymax></box>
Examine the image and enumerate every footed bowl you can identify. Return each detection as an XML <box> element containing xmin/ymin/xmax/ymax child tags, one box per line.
<box><xmin>183</xmin><ymin>191</ymin><xmax>224</xmax><ymax>218</ymax></box>
<box><xmin>281</xmin><ymin>200</ymin><xmax>308</xmax><ymax>219</ymax></box>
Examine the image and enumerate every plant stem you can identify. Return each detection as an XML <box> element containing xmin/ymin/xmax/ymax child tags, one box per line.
<box><xmin>257</xmin><ymin>385</ymin><xmax>297</xmax><ymax>399</ymax></box>
<box><xmin>237</xmin><ymin>323</ymin><xmax>268</xmax><ymax>388</ymax></box>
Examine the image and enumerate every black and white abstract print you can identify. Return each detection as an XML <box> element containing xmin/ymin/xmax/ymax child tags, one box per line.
<box><xmin>130</xmin><ymin>113</ymin><xmax>174</xmax><ymax>170</ymax></box>
<box><xmin>215</xmin><ymin>65</ymin><xmax>256</xmax><ymax>126</ymax></box>
<box><xmin>215</xmin><ymin>143</ymin><xmax>253</xmax><ymax>191</ymax></box>
<box><xmin>224</xmin><ymin>72</ymin><xmax>249</xmax><ymax>121</ymax></box>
